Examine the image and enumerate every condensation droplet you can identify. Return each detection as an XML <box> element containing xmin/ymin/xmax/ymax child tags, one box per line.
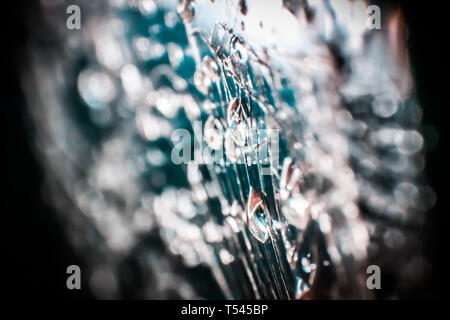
<box><xmin>133</xmin><ymin>37</ymin><xmax>165</xmax><ymax>61</ymax></box>
<box><xmin>164</xmin><ymin>11</ymin><xmax>179</xmax><ymax>28</ymax></box>
<box><xmin>295</xmin><ymin>276</ymin><xmax>310</xmax><ymax>299</ymax></box>
<box><xmin>178</xmin><ymin>0</ymin><xmax>196</xmax><ymax>23</ymax></box>
<box><xmin>383</xmin><ymin>228</ymin><xmax>405</xmax><ymax>249</ymax></box>
<box><xmin>398</xmin><ymin>130</ymin><xmax>423</xmax><ymax>155</ymax></box>
<box><xmin>282</xmin><ymin>194</ymin><xmax>310</xmax><ymax>230</ymax></box>
<box><xmin>224</xmin><ymin>130</ymin><xmax>242</xmax><ymax>163</ymax></box>
<box><xmin>301</xmin><ymin>256</ymin><xmax>317</xmax><ymax>274</ymax></box>
<box><xmin>222</xmin><ymin>57</ymin><xmax>234</xmax><ymax>76</ymax></box>
<box><xmin>201</xmin><ymin>55</ymin><xmax>220</xmax><ymax>82</ymax></box>
<box><xmin>219</xmin><ymin>249</ymin><xmax>235</xmax><ymax>265</ymax></box>
<box><xmin>167</xmin><ymin>43</ymin><xmax>184</xmax><ymax>70</ymax></box>
<box><xmin>246</xmin><ymin>188</ymin><xmax>269</xmax><ymax>243</ymax></box>
<box><xmin>272</xmin><ymin>219</ymin><xmax>282</xmax><ymax>230</ymax></box>
<box><xmin>279</xmin><ymin>157</ymin><xmax>301</xmax><ymax>201</ymax></box>
<box><xmin>372</xmin><ymin>96</ymin><xmax>399</xmax><ymax>118</ymax></box>
<box><xmin>204</xmin><ymin>115</ymin><xmax>224</xmax><ymax>150</ymax></box>
<box><xmin>231</xmin><ymin>36</ymin><xmax>249</xmax><ymax>63</ymax></box>
<box><xmin>139</xmin><ymin>0</ymin><xmax>157</xmax><ymax>16</ymax></box>
<box><xmin>227</xmin><ymin>97</ymin><xmax>247</xmax><ymax>146</ymax></box>
<box><xmin>78</xmin><ymin>69</ymin><xmax>117</xmax><ymax>109</ymax></box>
<box><xmin>121</xmin><ymin>64</ymin><xmax>144</xmax><ymax>97</ymax></box>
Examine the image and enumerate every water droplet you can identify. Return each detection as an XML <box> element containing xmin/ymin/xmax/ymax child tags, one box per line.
<box><xmin>133</xmin><ymin>37</ymin><xmax>165</xmax><ymax>61</ymax></box>
<box><xmin>383</xmin><ymin>228</ymin><xmax>405</xmax><ymax>249</ymax></box>
<box><xmin>246</xmin><ymin>188</ymin><xmax>269</xmax><ymax>243</ymax></box>
<box><xmin>229</xmin><ymin>200</ymin><xmax>240</xmax><ymax>217</ymax></box>
<box><xmin>136</xmin><ymin>113</ymin><xmax>172</xmax><ymax>140</ymax></box>
<box><xmin>187</xmin><ymin>164</ymin><xmax>203</xmax><ymax>185</ymax></box>
<box><xmin>94</xmin><ymin>32</ymin><xmax>124</xmax><ymax>71</ymax></box>
<box><xmin>146</xmin><ymin>148</ymin><xmax>167</xmax><ymax>167</ymax></box>
<box><xmin>178</xmin><ymin>0</ymin><xmax>196</xmax><ymax>23</ymax></box>
<box><xmin>398</xmin><ymin>130</ymin><xmax>423</xmax><ymax>155</ymax></box>
<box><xmin>201</xmin><ymin>55</ymin><xmax>219</xmax><ymax>82</ymax></box>
<box><xmin>224</xmin><ymin>130</ymin><xmax>243</xmax><ymax>163</ymax></box>
<box><xmin>246</xmin><ymin>127</ymin><xmax>271</xmax><ymax>156</ymax></box>
<box><xmin>90</xmin><ymin>266</ymin><xmax>118</xmax><ymax>299</ymax></box>
<box><xmin>279</xmin><ymin>157</ymin><xmax>301</xmax><ymax>201</ymax></box>
<box><xmin>139</xmin><ymin>0</ymin><xmax>157</xmax><ymax>16</ymax></box>
<box><xmin>219</xmin><ymin>249</ymin><xmax>235</xmax><ymax>265</ymax></box>
<box><xmin>167</xmin><ymin>43</ymin><xmax>184</xmax><ymax>70</ymax></box>
<box><xmin>231</xmin><ymin>36</ymin><xmax>249</xmax><ymax>63</ymax></box>
<box><xmin>222</xmin><ymin>57</ymin><xmax>234</xmax><ymax>76</ymax></box>
<box><xmin>211</xmin><ymin>23</ymin><xmax>227</xmax><ymax>49</ymax></box>
<box><xmin>227</xmin><ymin>97</ymin><xmax>247</xmax><ymax>146</ymax></box>
<box><xmin>153</xmin><ymin>87</ymin><xmax>180</xmax><ymax>118</ymax></box>
<box><xmin>295</xmin><ymin>276</ymin><xmax>310</xmax><ymax>299</ymax></box>
<box><xmin>225</xmin><ymin>216</ymin><xmax>241</xmax><ymax>233</ymax></box>
<box><xmin>164</xmin><ymin>10</ymin><xmax>179</xmax><ymax>28</ymax></box>
<box><xmin>204</xmin><ymin>116</ymin><xmax>224</xmax><ymax>150</ymax></box>
<box><xmin>183</xmin><ymin>94</ymin><xmax>201</xmax><ymax>120</ymax></box>
<box><xmin>372</xmin><ymin>96</ymin><xmax>399</xmax><ymax>118</ymax></box>
<box><xmin>281</xmin><ymin>193</ymin><xmax>310</xmax><ymax>230</ymax></box>
<box><xmin>239</xmin><ymin>0</ymin><xmax>248</xmax><ymax>15</ymax></box>
<box><xmin>201</xmin><ymin>100</ymin><xmax>217</xmax><ymax>114</ymax></box>
<box><xmin>194</xmin><ymin>71</ymin><xmax>211</xmax><ymax>95</ymax></box>
<box><xmin>286</xmin><ymin>241</ymin><xmax>296</xmax><ymax>266</ymax></box>
<box><xmin>78</xmin><ymin>69</ymin><xmax>117</xmax><ymax>109</ymax></box>
<box><xmin>301</xmin><ymin>256</ymin><xmax>317</xmax><ymax>274</ymax></box>
<box><xmin>121</xmin><ymin>64</ymin><xmax>144</xmax><ymax>97</ymax></box>
<box><xmin>271</xmin><ymin>219</ymin><xmax>283</xmax><ymax>230</ymax></box>
<box><xmin>203</xmin><ymin>221</ymin><xmax>223</xmax><ymax>243</ymax></box>
<box><xmin>394</xmin><ymin>182</ymin><xmax>418</xmax><ymax>207</ymax></box>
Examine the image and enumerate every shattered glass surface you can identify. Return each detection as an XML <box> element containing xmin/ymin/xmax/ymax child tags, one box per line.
<box><xmin>22</xmin><ymin>0</ymin><xmax>435</xmax><ymax>299</ymax></box>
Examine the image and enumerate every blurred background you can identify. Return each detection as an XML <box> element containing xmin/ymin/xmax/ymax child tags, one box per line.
<box><xmin>1</xmin><ymin>0</ymin><xmax>447</xmax><ymax>299</ymax></box>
